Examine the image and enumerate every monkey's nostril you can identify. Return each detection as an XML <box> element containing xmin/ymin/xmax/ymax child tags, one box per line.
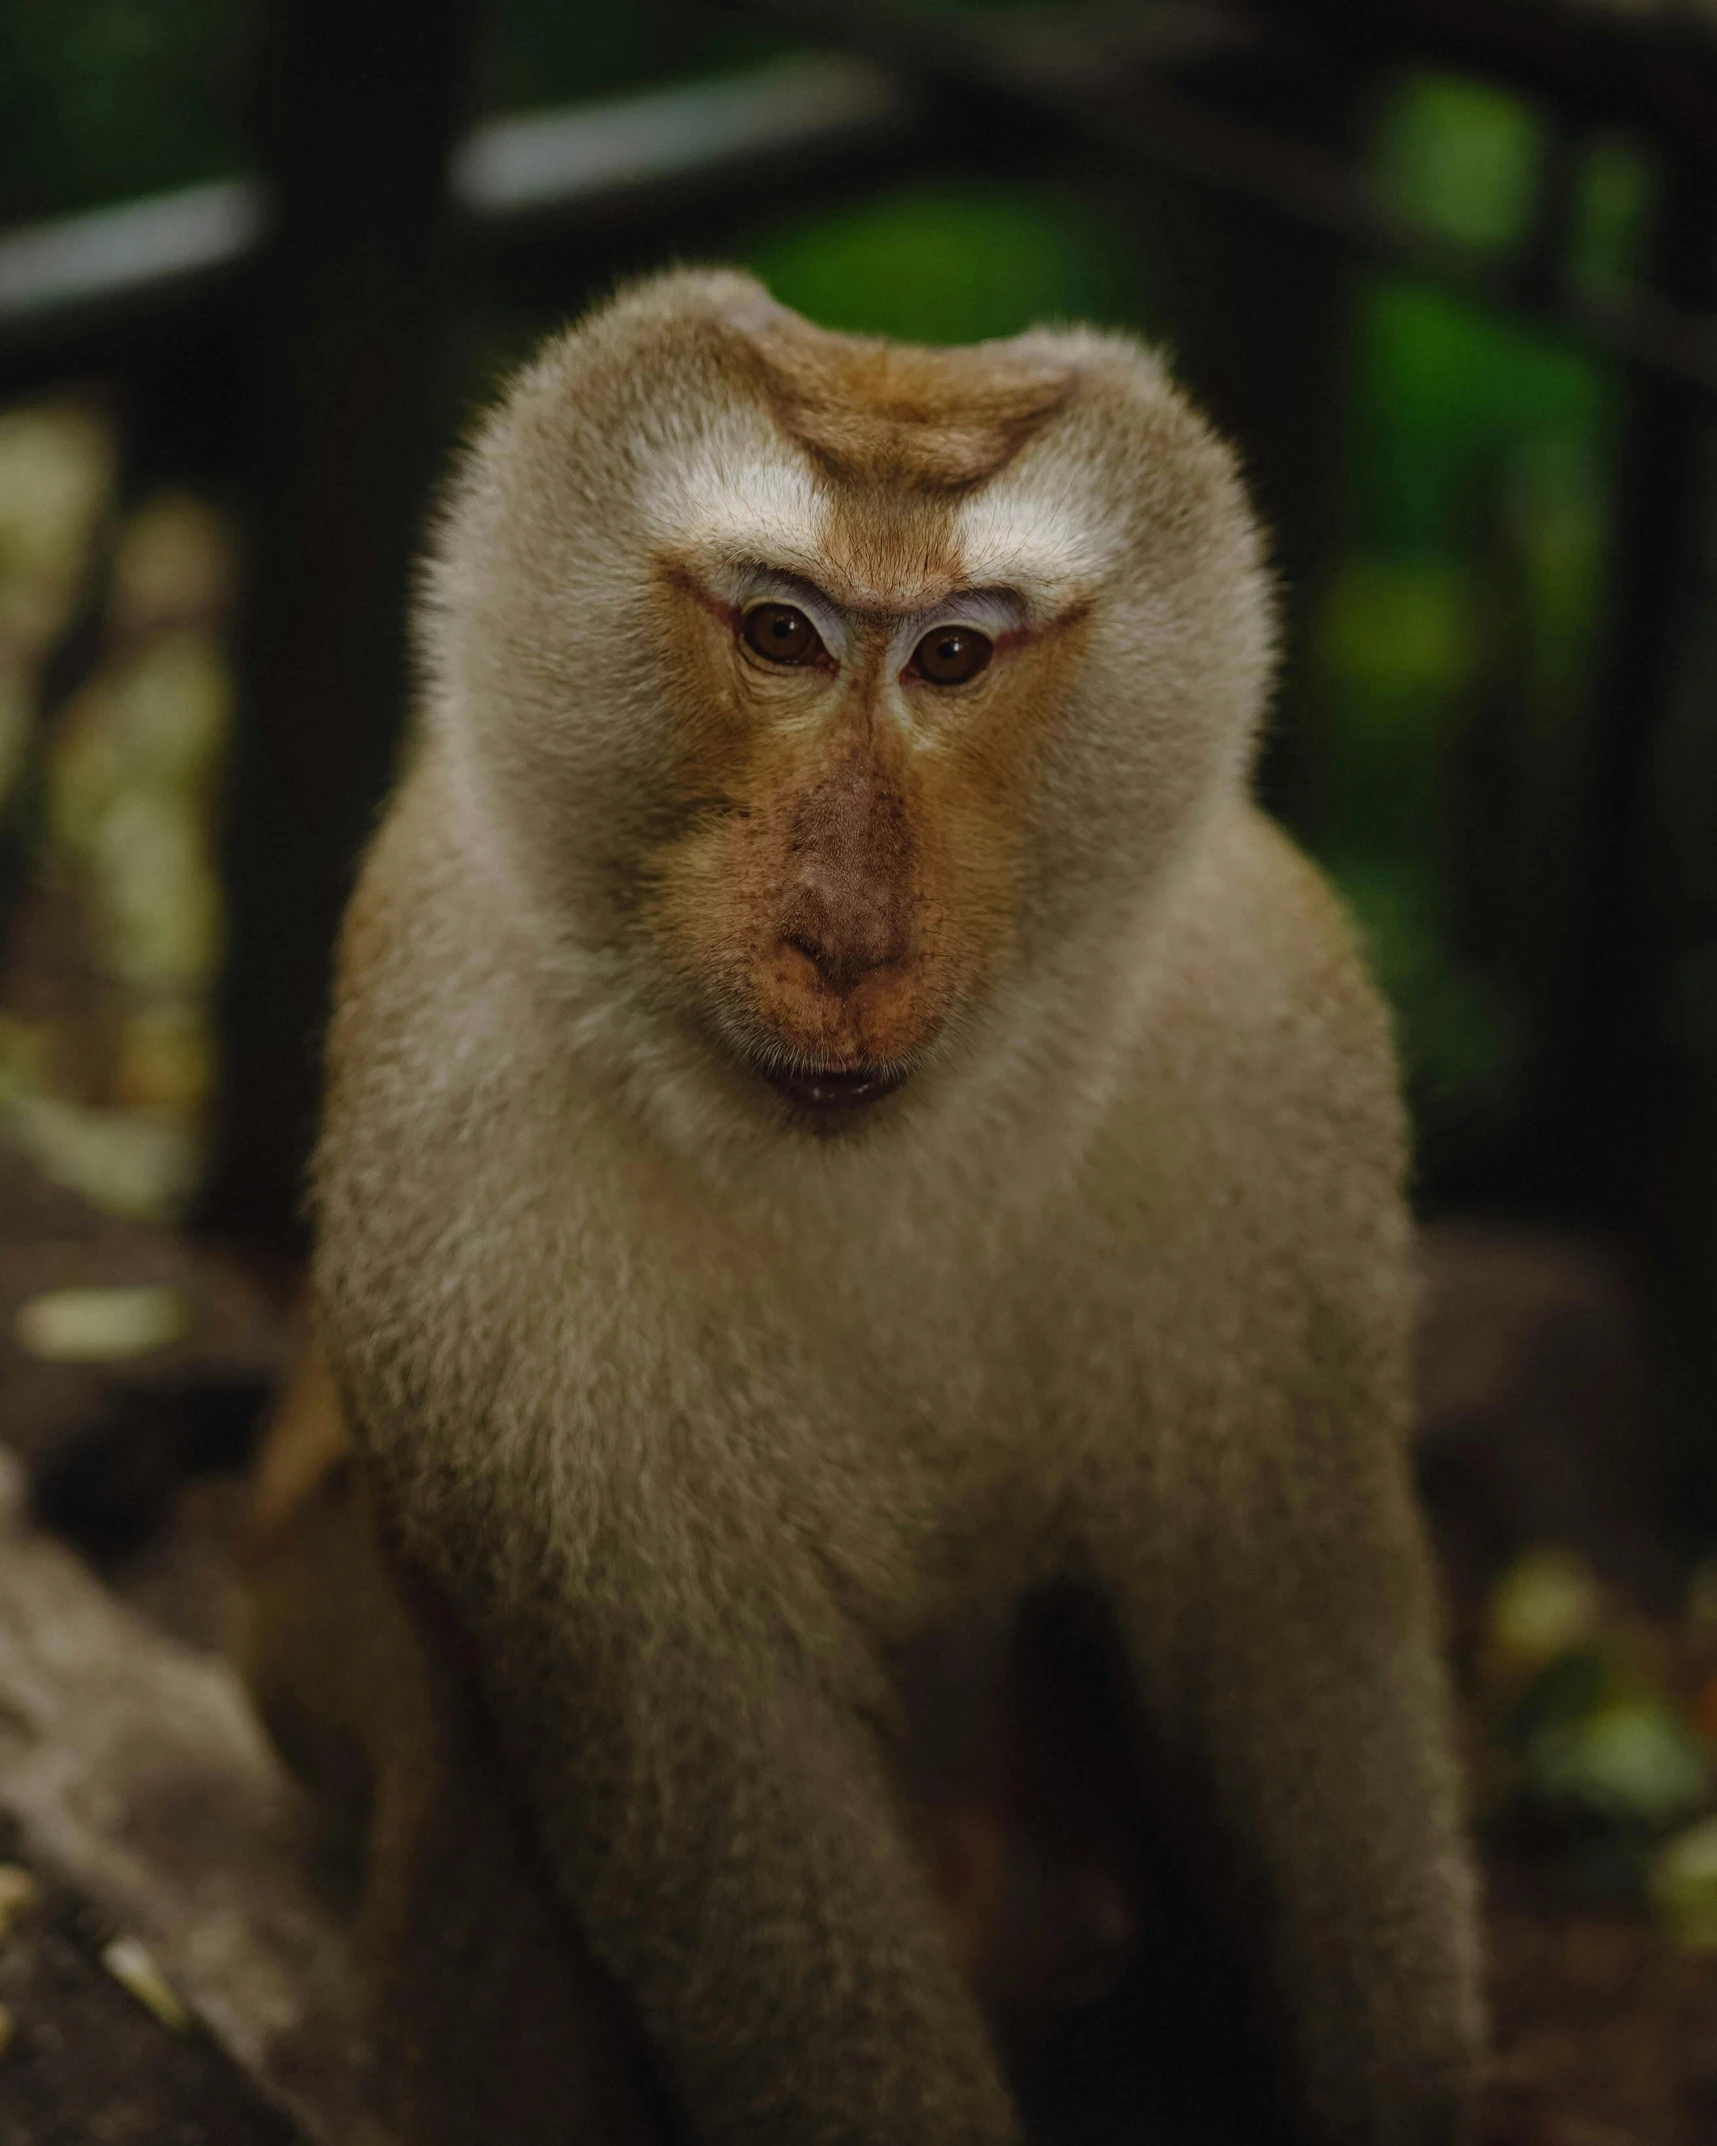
<box><xmin>779</xmin><ymin>924</ymin><xmax>897</xmax><ymax>994</ymax></box>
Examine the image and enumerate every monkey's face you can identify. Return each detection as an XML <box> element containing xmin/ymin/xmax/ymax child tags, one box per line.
<box><xmin>640</xmin><ymin>515</ymin><xmax>1099</xmax><ymax>1116</ymax></box>
<box><xmin>428</xmin><ymin>273</ymin><xmax>1274</xmax><ymax>1131</ymax></box>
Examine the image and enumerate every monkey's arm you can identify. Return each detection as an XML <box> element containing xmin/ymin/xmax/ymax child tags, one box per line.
<box><xmin>374</xmin><ymin>1475</ymin><xmax>1022</xmax><ymax>2146</ymax></box>
<box><xmin>238</xmin><ymin>1347</ymin><xmax>674</xmax><ymax>2146</ymax></box>
<box><xmin>1093</xmin><ymin>1350</ymin><xmax>1482</xmax><ymax>2146</ymax></box>
<box><xmin>1083</xmin><ymin>806</ymin><xmax>1482</xmax><ymax>2144</ymax></box>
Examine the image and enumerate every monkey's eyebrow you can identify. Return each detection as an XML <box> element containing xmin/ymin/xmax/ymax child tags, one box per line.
<box><xmin>741</xmin><ymin>567</ymin><xmax>1038</xmax><ymax>633</ymax></box>
<box><xmin>899</xmin><ymin>585</ymin><xmax>1093</xmax><ymax>653</ymax></box>
<box><xmin>906</xmin><ymin>584</ymin><xmax>1026</xmax><ymax>625</ymax></box>
<box><xmin>722</xmin><ymin>553</ymin><xmax>1040</xmax><ymax>628</ymax></box>
<box><xmin>733</xmin><ymin>562</ymin><xmax>846</xmax><ymax>618</ymax></box>
<box><xmin>656</xmin><ymin>557</ymin><xmax>839</xmax><ymax>642</ymax></box>
<box><xmin>665</xmin><ymin>555</ymin><xmax>1065</xmax><ymax>650</ymax></box>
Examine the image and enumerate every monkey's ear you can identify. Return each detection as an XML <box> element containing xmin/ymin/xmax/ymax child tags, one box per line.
<box><xmin>700</xmin><ymin>279</ymin><xmax>1078</xmax><ymax>490</ymax></box>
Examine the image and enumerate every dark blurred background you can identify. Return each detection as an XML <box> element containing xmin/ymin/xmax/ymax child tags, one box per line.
<box><xmin>2</xmin><ymin>5</ymin><xmax>1717</xmax><ymax>2140</ymax></box>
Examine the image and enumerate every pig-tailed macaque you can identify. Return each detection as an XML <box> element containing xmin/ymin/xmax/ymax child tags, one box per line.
<box><xmin>237</xmin><ymin>269</ymin><xmax>1482</xmax><ymax>2146</ymax></box>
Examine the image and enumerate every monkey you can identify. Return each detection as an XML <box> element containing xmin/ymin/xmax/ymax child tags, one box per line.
<box><xmin>235</xmin><ymin>267</ymin><xmax>1483</xmax><ymax>2146</ymax></box>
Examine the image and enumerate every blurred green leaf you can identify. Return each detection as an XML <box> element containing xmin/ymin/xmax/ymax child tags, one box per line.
<box><xmin>1570</xmin><ymin>134</ymin><xmax>1656</xmax><ymax>299</ymax></box>
<box><xmin>1652</xmin><ymin>1816</ymin><xmax>1717</xmax><ymax>1950</ymax></box>
<box><xmin>1371</xmin><ymin>70</ymin><xmax>1541</xmax><ymax>255</ymax></box>
<box><xmin>1488</xmin><ymin>1547</ymin><xmax>1607</xmax><ymax>1678</ymax></box>
<box><xmin>1528</xmin><ymin>1700</ymin><xmax>1712</xmax><ymax>1831</ymax></box>
<box><xmin>745</xmin><ymin>181</ymin><xmax>1133</xmax><ymax>347</ymax></box>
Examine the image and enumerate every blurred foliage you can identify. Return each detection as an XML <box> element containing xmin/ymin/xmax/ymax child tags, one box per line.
<box><xmin>1299</xmin><ymin>75</ymin><xmax>1638</xmax><ymax>1155</ymax></box>
<box><xmin>1373</xmin><ymin>71</ymin><xmax>1544</xmax><ymax>255</ymax></box>
<box><xmin>0</xmin><ymin>0</ymin><xmax>255</xmax><ymax>223</ymax></box>
<box><xmin>1475</xmin><ymin>1545</ymin><xmax>1717</xmax><ymax>1946</ymax></box>
<box><xmin>0</xmin><ymin>399</ymin><xmax>114</xmax><ymax>804</ymax></box>
<box><xmin>0</xmin><ymin>0</ymin><xmax>779</xmax><ymax>225</ymax></box>
<box><xmin>0</xmin><ymin>396</ymin><xmax>235</xmax><ymax>1222</ymax></box>
<box><xmin>0</xmin><ymin>4</ymin><xmax>1707</xmax><ymax>1229</ymax></box>
<box><xmin>1572</xmin><ymin>133</ymin><xmax>1658</xmax><ymax>298</ymax></box>
<box><xmin>477</xmin><ymin>0</ymin><xmax>778</xmax><ymax>117</ymax></box>
<box><xmin>745</xmin><ymin>179</ymin><xmax>1140</xmax><ymax>347</ymax></box>
<box><xmin>1305</xmin><ymin>280</ymin><xmax>1616</xmax><ymax>1150</ymax></box>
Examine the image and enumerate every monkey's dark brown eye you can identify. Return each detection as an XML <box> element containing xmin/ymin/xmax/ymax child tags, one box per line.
<box><xmin>911</xmin><ymin>626</ymin><xmax>993</xmax><ymax>686</ymax></box>
<box><xmin>742</xmin><ymin>602</ymin><xmax>824</xmax><ymax>667</ymax></box>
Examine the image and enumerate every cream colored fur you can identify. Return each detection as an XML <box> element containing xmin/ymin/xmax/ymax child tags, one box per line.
<box><xmin>293</xmin><ymin>269</ymin><xmax>1481</xmax><ymax>2144</ymax></box>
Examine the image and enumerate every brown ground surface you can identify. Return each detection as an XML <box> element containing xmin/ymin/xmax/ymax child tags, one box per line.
<box><xmin>1484</xmin><ymin>1870</ymin><xmax>1717</xmax><ymax>2145</ymax></box>
<box><xmin>0</xmin><ymin>1139</ymin><xmax>1713</xmax><ymax>2144</ymax></box>
<box><xmin>0</xmin><ymin>1816</ymin><xmax>299</xmax><ymax>2146</ymax></box>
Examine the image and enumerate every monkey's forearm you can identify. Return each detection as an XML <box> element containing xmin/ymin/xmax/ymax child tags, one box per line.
<box><xmin>1242</xmin><ymin>1644</ymin><xmax>1479</xmax><ymax>2146</ymax></box>
<box><xmin>1108</xmin><ymin>1475</ymin><xmax>1481</xmax><ymax>2146</ymax></box>
<box><xmin>468</xmin><ymin>1573</ymin><xmax>1022</xmax><ymax>2146</ymax></box>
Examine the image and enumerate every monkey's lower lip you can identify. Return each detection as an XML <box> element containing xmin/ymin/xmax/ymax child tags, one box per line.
<box><xmin>760</xmin><ymin>1061</ymin><xmax>908</xmax><ymax>1111</ymax></box>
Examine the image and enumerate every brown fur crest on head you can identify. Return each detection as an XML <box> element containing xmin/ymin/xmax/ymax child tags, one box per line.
<box><xmin>730</xmin><ymin>288</ymin><xmax>1078</xmax><ymax>489</ymax></box>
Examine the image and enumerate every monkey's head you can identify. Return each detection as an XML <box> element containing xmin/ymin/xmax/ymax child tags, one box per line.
<box><xmin>422</xmin><ymin>270</ymin><xmax>1274</xmax><ymax>1139</ymax></box>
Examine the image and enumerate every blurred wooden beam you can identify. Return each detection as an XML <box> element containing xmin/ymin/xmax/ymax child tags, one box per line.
<box><xmin>0</xmin><ymin>182</ymin><xmax>262</xmax><ymax>348</ymax></box>
<box><xmin>0</xmin><ymin>57</ymin><xmax>912</xmax><ymax>402</ymax></box>
<box><xmin>1264</xmin><ymin>0</ymin><xmax>1717</xmax><ymax>162</ymax></box>
<box><xmin>197</xmin><ymin>0</ymin><xmax>487</xmax><ymax>1255</ymax></box>
<box><xmin>1511</xmin><ymin>149</ymin><xmax>1717</xmax><ymax>1231</ymax></box>
<box><xmin>4</xmin><ymin>9</ymin><xmax>1716</xmax><ymax>403</ymax></box>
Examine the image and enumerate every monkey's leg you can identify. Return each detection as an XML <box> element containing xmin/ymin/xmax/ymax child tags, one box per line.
<box><xmin>473</xmin><ymin>1587</ymin><xmax>1026</xmax><ymax>2146</ymax></box>
<box><xmin>358</xmin><ymin>1680</ymin><xmax>668</xmax><ymax>2146</ymax></box>
<box><xmin>237</xmin><ymin>1375</ymin><xmax>668</xmax><ymax>2146</ymax></box>
<box><xmin>1088</xmin><ymin>1411</ymin><xmax>1483</xmax><ymax>2146</ymax></box>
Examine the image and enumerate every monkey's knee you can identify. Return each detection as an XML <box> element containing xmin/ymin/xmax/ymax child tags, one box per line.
<box><xmin>233</xmin><ymin>1340</ymin><xmax>415</xmax><ymax>1821</ymax></box>
<box><xmin>237</xmin><ymin>1352</ymin><xmax>668</xmax><ymax>2144</ymax></box>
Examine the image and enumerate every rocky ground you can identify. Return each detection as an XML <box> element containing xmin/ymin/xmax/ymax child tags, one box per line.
<box><xmin>0</xmin><ymin>1812</ymin><xmax>298</xmax><ymax>2146</ymax></box>
<box><xmin>0</xmin><ymin>1139</ymin><xmax>1713</xmax><ymax>2145</ymax></box>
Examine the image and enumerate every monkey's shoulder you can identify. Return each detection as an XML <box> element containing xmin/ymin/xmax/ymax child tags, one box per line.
<box><xmin>1084</xmin><ymin>803</ymin><xmax>1406</xmax><ymax>1265</ymax></box>
<box><xmin>1037</xmin><ymin>807</ymin><xmax>1413</xmax><ymax>1450</ymax></box>
<box><xmin>1140</xmin><ymin>801</ymin><xmax>1395</xmax><ymax>1124</ymax></box>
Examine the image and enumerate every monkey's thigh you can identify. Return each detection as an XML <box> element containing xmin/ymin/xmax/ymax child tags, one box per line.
<box><xmin>238</xmin><ymin>1459</ymin><xmax>666</xmax><ymax>2146</ymax></box>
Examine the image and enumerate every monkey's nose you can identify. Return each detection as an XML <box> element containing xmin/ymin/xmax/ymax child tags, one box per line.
<box><xmin>779</xmin><ymin>870</ymin><xmax>905</xmax><ymax>994</ymax></box>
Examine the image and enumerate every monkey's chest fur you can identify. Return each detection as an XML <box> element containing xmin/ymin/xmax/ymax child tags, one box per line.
<box><xmin>317</xmin><ymin>1030</ymin><xmax>1261</xmax><ymax>2061</ymax></box>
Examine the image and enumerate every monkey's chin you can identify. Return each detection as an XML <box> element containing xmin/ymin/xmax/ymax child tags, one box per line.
<box><xmin>757</xmin><ymin>1060</ymin><xmax>909</xmax><ymax>1116</ymax></box>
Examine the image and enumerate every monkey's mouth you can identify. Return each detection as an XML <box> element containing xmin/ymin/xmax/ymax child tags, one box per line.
<box><xmin>758</xmin><ymin>1059</ymin><xmax>910</xmax><ymax>1113</ymax></box>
